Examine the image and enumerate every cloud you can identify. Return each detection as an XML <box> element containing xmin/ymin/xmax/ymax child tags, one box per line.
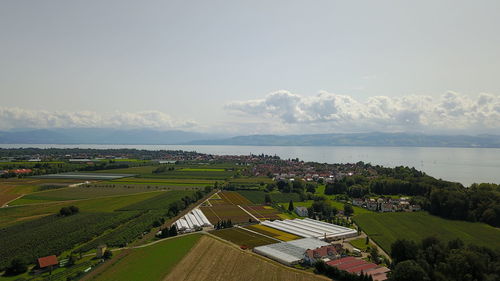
<box><xmin>225</xmin><ymin>90</ymin><xmax>500</xmax><ymax>134</ymax></box>
<box><xmin>0</xmin><ymin>108</ymin><xmax>197</xmax><ymax>130</ymax></box>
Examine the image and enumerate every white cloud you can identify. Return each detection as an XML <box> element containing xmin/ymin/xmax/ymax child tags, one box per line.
<box><xmin>0</xmin><ymin>108</ymin><xmax>197</xmax><ymax>130</ymax></box>
<box><xmin>225</xmin><ymin>90</ymin><xmax>500</xmax><ymax>134</ymax></box>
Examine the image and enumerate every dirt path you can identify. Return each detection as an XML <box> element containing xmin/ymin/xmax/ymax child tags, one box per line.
<box><xmin>238</xmin><ymin>204</ymin><xmax>261</xmax><ymax>222</ymax></box>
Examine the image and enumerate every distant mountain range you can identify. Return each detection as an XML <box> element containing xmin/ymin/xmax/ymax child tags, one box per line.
<box><xmin>186</xmin><ymin>132</ymin><xmax>500</xmax><ymax>148</ymax></box>
<box><xmin>0</xmin><ymin>128</ymin><xmax>222</xmax><ymax>145</ymax></box>
<box><xmin>0</xmin><ymin>129</ymin><xmax>499</xmax><ymax>148</ymax></box>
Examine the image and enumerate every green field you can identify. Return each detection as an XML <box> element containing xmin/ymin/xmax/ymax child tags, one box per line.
<box><xmin>117</xmin><ymin>190</ymin><xmax>194</xmax><ymax>211</ymax></box>
<box><xmin>90</xmin><ymin>234</ymin><xmax>202</xmax><ymax>281</ymax></box>
<box><xmin>348</xmin><ymin>238</ymin><xmax>371</xmax><ymax>251</ymax></box>
<box><xmin>179</xmin><ymin>168</ymin><xmax>225</xmax><ymax>172</ymax></box>
<box><xmin>353</xmin><ymin>212</ymin><xmax>500</xmax><ymax>253</ymax></box>
<box><xmin>110</xmin><ymin>178</ymin><xmax>215</xmax><ymax>185</ymax></box>
<box><xmin>9</xmin><ymin>186</ymin><xmax>167</xmax><ymax>205</ymax></box>
<box><xmin>92</xmin><ymin>166</ymin><xmax>236</xmax><ymax>180</ymax></box>
<box><xmin>236</xmin><ymin>190</ymin><xmax>301</xmax><ymax>204</ymax></box>
<box><xmin>92</xmin><ymin>166</ymin><xmax>158</xmax><ymax>174</ymax></box>
<box><xmin>0</xmin><ymin>192</ymin><xmax>163</xmax><ymax>227</ymax></box>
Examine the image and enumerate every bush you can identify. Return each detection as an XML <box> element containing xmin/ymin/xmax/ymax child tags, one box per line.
<box><xmin>4</xmin><ymin>259</ymin><xmax>27</xmax><ymax>276</ymax></box>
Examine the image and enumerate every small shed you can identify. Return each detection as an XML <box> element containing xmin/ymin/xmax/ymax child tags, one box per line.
<box><xmin>38</xmin><ymin>255</ymin><xmax>58</xmax><ymax>269</ymax></box>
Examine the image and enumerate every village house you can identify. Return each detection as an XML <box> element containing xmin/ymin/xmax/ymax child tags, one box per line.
<box><xmin>381</xmin><ymin>203</ymin><xmax>393</xmax><ymax>212</ymax></box>
<box><xmin>37</xmin><ymin>255</ymin><xmax>58</xmax><ymax>272</ymax></box>
<box><xmin>352</xmin><ymin>198</ymin><xmax>364</xmax><ymax>207</ymax></box>
<box><xmin>304</xmin><ymin>245</ymin><xmax>343</xmax><ymax>265</ymax></box>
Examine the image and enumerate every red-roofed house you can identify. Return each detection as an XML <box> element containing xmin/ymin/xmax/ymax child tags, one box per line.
<box><xmin>346</xmin><ymin>263</ymin><xmax>378</xmax><ymax>273</ymax></box>
<box><xmin>304</xmin><ymin>245</ymin><xmax>342</xmax><ymax>265</ymax></box>
<box><xmin>327</xmin><ymin>256</ymin><xmax>356</xmax><ymax>266</ymax></box>
<box><xmin>37</xmin><ymin>255</ymin><xmax>58</xmax><ymax>270</ymax></box>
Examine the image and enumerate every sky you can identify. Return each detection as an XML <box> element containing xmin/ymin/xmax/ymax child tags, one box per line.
<box><xmin>1</xmin><ymin>0</ymin><xmax>499</xmax><ymax>135</ymax></box>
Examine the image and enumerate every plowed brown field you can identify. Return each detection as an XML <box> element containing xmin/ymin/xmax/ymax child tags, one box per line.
<box><xmin>164</xmin><ymin>235</ymin><xmax>328</xmax><ymax>281</ymax></box>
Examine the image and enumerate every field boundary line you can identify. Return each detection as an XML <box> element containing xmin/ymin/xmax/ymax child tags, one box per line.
<box><xmin>3</xmin><ymin>189</ymin><xmax>167</xmax><ymax>208</ymax></box>
<box><xmin>1</xmin><ymin>194</ymin><xmax>24</xmax><ymax>208</ymax></box>
<box><xmin>237</xmin><ymin>205</ymin><xmax>260</xmax><ymax>222</ymax></box>
<box><xmin>219</xmin><ymin>191</ymin><xmax>235</xmax><ymax>205</ymax></box>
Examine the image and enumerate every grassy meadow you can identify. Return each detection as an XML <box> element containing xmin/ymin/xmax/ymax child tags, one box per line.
<box><xmin>0</xmin><ymin>192</ymin><xmax>163</xmax><ymax>227</ymax></box>
<box><xmin>353</xmin><ymin>211</ymin><xmax>500</xmax><ymax>252</ymax></box>
<box><xmin>89</xmin><ymin>234</ymin><xmax>202</xmax><ymax>281</ymax></box>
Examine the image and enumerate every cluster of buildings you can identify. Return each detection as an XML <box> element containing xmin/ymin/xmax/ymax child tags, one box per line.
<box><xmin>252</xmin><ymin>217</ymin><xmax>389</xmax><ymax>280</ymax></box>
<box><xmin>0</xmin><ymin>168</ymin><xmax>33</xmax><ymax>176</ymax></box>
<box><xmin>327</xmin><ymin>257</ymin><xmax>390</xmax><ymax>281</ymax></box>
<box><xmin>352</xmin><ymin>197</ymin><xmax>421</xmax><ymax>212</ymax></box>
<box><xmin>172</xmin><ymin>208</ymin><xmax>212</xmax><ymax>233</ymax></box>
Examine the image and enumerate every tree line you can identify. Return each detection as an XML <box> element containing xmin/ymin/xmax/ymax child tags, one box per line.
<box><xmin>389</xmin><ymin>236</ymin><xmax>500</xmax><ymax>281</ymax></box>
<box><xmin>324</xmin><ymin>166</ymin><xmax>500</xmax><ymax>227</ymax></box>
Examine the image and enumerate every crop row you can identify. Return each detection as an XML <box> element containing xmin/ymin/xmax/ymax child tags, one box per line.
<box><xmin>0</xmin><ymin>212</ymin><xmax>137</xmax><ymax>270</ymax></box>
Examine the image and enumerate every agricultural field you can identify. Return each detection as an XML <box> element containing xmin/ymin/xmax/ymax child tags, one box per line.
<box><xmin>8</xmin><ymin>186</ymin><xmax>166</xmax><ymax>205</ymax></box>
<box><xmin>0</xmin><ymin>192</ymin><xmax>163</xmax><ymax>227</ymax></box>
<box><xmin>117</xmin><ymin>190</ymin><xmax>195</xmax><ymax>211</ymax></box>
<box><xmin>110</xmin><ymin>177</ymin><xmax>215</xmax><ymax>186</ymax></box>
<box><xmin>88</xmin><ymin>234</ymin><xmax>202</xmax><ymax>281</ymax></box>
<box><xmin>229</xmin><ymin>177</ymin><xmax>273</xmax><ymax>184</ymax></box>
<box><xmin>0</xmin><ymin>212</ymin><xmax>137</xmax><ymax>270</ymax></box>
<box><xmin>93</xmin><ymin>165</ymin><xmax>236</xmax><ymax>180</ymax></box>
<box><xmin>241</xmin><ymin>205</ymin><xmax>282</xmax><ymax>220</ymax></box>
<box><xmin>219</xmin><ymin>191</ymin><xmax>252</xmax><ymax>205</ymax></box>
<box><xmin>164</xmin><ymin>235</ymin><xmax>327</xmax><ymax>281</ymax></box>
<box><xmin>0</xmin><ymin>178</ymin><xmax>83</xmax><ymax>206</ymax></box>
<box><xmin>353</xmin><ymin>212</ymin><xmax>500</xmax><ymax>252</ymax></box>
<box><xmin>209</xmin><ymin>227</ymin><xmax>278</xmax><ymax>248</ymax></box>
<box><xmin>237</xmin><ymin>190</ymin><xmax>301</xmax><ymax>204</ymax></box>
<box><xmin>200</xmin><ymin>205</ymin><xmax>253</xmax><ymax>224</ymax></box>
<box><xmin>245</xmin><ymin>224</ymin><xmax>301</xmax><ymax>241</ymax></box>
<box><xmin>92</xmin><ymin>166</ymin><xmax>158</xmax><ymax>175</ymax></box>
<box><xmin>179</xmin><ymin>168</ymin><xmax>225</xmax><ymax>172</ymax></box>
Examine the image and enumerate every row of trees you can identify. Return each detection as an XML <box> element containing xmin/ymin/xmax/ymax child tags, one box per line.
<box><xmin>389</xmin><ymin>237</ymin><xmax>500</xmax><ymax>281</ymax></box>
<box><xmin>214</xmin><ymin>219</ymin><xmax>233</xmax><ymax>230</ymax></box>
<box><xmin>305</xmin><ymin>196</ymin><xmax>354</xmax><ymax>221</ymax></box>
<box><xmin>157</xmin><ymin>225</ymin><xmax>178</xmax><ymax>238</ymax></box>
<box><xmin>59</xmin><ymin>206</ymin><xmax>79</xmax><ymax>216</ymax></box>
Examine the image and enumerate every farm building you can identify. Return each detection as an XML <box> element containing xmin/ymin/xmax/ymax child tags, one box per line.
<box><xmin>174</xmin><ymin>208</ymin><xmax>212</xmax><ymax>233</ymax></box>
<box><xmin>261</xmin><ymin>218</ymin><xmax>358</xmax><ymax>241</ymax></box>
<box><xmin>303</xmin><ymin>244</ymin><xmax>343</xmax><ymax>265</ymax></box>
<box><xmin>253</xmin><ymin>237</ymin><xmax>330</xmax><ymax>266</ymax></box>
<box><xmin>294</xmin><ymin>206</ymin><xmax>308</xmax><ymax>217</ymax></box>
<box><xmin>327</xmin><ymin>257</ymin><xmax>389</xmax><ymax>281</ymax></box>
<box><xmin>37</xmin><ymin>255</ymin><xmax>58</xmax><ymax>270</ymax></box>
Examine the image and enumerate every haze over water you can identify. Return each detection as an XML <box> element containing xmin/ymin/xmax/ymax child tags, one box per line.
<box><xmin>2</xmin><ymin>144</ymin><xmax>499</xmax><ymax>186</ymax></box>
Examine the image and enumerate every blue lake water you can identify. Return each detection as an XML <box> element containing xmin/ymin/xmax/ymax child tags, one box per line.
<box><xmin>1</xmin><ymin>144</ymin><xmax>499</xmax><ymax>186</ymax></box>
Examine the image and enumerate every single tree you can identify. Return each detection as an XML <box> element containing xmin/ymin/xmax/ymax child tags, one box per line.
<box><xmin>288</xmin><ymin>200</ymin><xmax>294</xmax><ymax>212</ymax></box>
<box><xmin>391</xmin><ymin>260</ymin><xmax>430</xmax><ymax>281</ymax></box>
<box><xmin>264</xmin><ymin>194</ymin><xmax>272</xmax><ymax>204</ymax></box>
<box><xmin>344</xmin><ymin>203</ymin><xmax>354</xmax><ymax>217</ymax></box>
<box><xmin>102</xmin><ymin>250</ymin><xmax>113</xmax><ymax>260</ymax></box>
